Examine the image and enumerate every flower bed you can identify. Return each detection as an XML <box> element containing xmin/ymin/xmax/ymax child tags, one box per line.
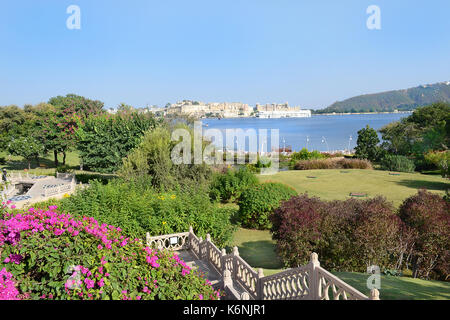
<box><xmin>0</xmin><ymin>204</ymin><xmax>219</xmax><ymax>300</ymax></box>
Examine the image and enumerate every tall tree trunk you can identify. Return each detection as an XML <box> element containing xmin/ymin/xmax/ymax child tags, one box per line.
<box><xmin>62</xmin><ymin>151</ymin><xmax>66</xmax><ymax>166</ymax></box>
<box><xmin>54</xmin><ymin>150</ymin><xmax>59</xmax><ymax>168</ymax></box>
<box><xmin>28</xmin><ymin>160</ymin><xmax>31</xmax><ymax>170</ymax></box>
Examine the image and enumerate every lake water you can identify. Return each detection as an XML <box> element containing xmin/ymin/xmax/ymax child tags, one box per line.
<box><xmin>201</xmin><ymin>113</ymin><xmax>409</xmax><ymax>152</ymax></box>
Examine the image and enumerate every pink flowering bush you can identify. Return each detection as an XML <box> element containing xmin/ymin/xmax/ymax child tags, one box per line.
<box><xmin>0</xmin><ymin>206</ymin><xmax>220</xmax><ymax>300</ymax></box>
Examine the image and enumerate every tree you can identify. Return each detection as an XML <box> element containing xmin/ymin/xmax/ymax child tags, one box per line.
<box><xmin>7</xmin><ymin>136</ymin><xmax>44</xmax><ymax>170</ymax></box>
<box><xmin>75</xmin><ymin>112</ymin><xmax>161</xmax><ymax>173</ymax></box>
<box><xmin>354</xmin><ymin>125</ymin><xmax>380</xmax><ymax>161</ymax></box>
<box><xmin>45</xmin><ymin>94</ymin><xmax>105</xmax><ymax>166</ymax></box>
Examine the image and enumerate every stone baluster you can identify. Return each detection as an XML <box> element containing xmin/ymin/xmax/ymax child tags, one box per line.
<box><xmin>308</xmin><ymin>252</ymin><xmax>320</xmax><ymax>300</ymax></box>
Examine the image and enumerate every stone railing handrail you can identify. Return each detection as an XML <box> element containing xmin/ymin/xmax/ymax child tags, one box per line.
<box><xmin>146</xmin><ymin>227</ymin><xmax>380</xmax><ymax>300</ymax></box>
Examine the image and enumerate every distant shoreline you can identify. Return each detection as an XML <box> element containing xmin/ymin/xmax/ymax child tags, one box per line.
<box><xmin>311</xmin><ymin>111</ymin><xmax>413</xmax><ymax>116</ymax></box>
<box><xmin>200</xmin><ymin>111</ymin><xmax>412</xmax><ymax>120</ymax></box>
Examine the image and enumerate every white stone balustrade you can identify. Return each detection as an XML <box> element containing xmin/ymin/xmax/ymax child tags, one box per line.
<box><xmin>146</xmin><ymin>227</ymin><xmax>380</xmax><ymax>301</ymax></box>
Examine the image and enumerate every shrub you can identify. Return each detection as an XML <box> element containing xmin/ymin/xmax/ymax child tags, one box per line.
<box><xmin>380</xmin><ymin>155</ymin><xmax>416</xmax><ymax>173</ymax></box>
<box><xmin>0</xmin><ymin>206</ymin><xmax>219</xmax><ymax>300</ymax></box>
<box><xmin>209</xmin><ymin>167</ymin><xmax>258</xmax><ymax>203</ymax></box>
<box><xmin>424</xmin><ymin>151</ymin><xmax>450</xmax><ymax>178</ymax></box>
<box><xmin>50</xmin><ymin>179</ymin><xmax>235</xmax><ymax>248</ymax></box>
<box><xmin>271</xmin><ymin>195</ymin><xmax>405</xmax><ymax>272</ymax></box>
<box><xmin>293</xmin><ymin>158</ymin><xmax>373</xmax><ymax>170</ymax></box>
<box><xmin>398</xmin><ymin>190</ymin><xmax>450</xmax><ymax>280</ymax></box>
<box><xmin>119</xmin><ymin>124</ymin><xmax>212</xmax><ymax>190</ymax></box>
<box><xmin>238</xmin><ymin>182</ymin><xmax>297</xmax><ymax>229</ymax></box>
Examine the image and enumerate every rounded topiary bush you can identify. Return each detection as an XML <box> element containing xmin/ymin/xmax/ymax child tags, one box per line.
<box><xmin>0</xmin><ymin>205</ymin><xmax>220</xmax><ymax>300</ymax></box>
<box><xmin>237</xmin><ymin>182</ymin><xmax>297</xmax><ymax>229</ymax></box>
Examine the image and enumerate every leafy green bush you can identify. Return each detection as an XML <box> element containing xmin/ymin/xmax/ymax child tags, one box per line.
<box><xmin>380</xmin><ymin>155</ymin><xmax>415</xmax><ymax>172</ymax></box>
<box><xmin>119</xmin><ymin>124</ymin><xmax>212</xmax><ymax>191</ymax></box>
<box><xmin>51</xmin><ymin>180</ymin><xmax>235</xmax><ymax>247</ymax></box>
<box><xmin>237</xmin><ymin>182</ymin><xmax>297</xmax><ymax>229</ymax></box>
<box><xmin>424</xmin><ymin>151</ymin><xmax>450</xmax><ymax>178</ymax></box>
<box><xmin>0</xmin><ymin>206</ymin><xmax>219</xmax><ymax>300</ymax></box>
<box><xmin>209</xmin><ymin>167</ymin><xmax>258</xmax><ymax>203</ymax></box>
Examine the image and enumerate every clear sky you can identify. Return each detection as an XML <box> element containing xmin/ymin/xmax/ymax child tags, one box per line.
<box><xmin>1</xmin><ymin>0</ymin><xmax>449</xmax><ymax>109</ymax></box>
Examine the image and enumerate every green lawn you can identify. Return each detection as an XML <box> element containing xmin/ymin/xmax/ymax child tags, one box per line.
<box><xmin>230</xmin><ymin>228</ymin><xmax>450</xmax><ymax>300</ymax></box>
<box><xmin>0</xmin><ymin>150</ymin><xmax>80</xmax><ymax>172</ymax></box>
<box><xmin>258</xmin><ymin>169</ymin><xmax>449</xmax><ymax>207</ymax></box>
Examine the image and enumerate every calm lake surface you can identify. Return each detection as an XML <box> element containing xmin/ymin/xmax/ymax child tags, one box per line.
<box><xmin>201</xmin><ymin>113</ymin><xmax>409</xmax><ymax>152</ymax></box>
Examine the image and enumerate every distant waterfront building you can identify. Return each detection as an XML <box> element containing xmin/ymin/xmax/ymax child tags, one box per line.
<box><xmin>255</xmin><ymin>102</ymin><xmax>311</xmax><ymax>118</ymax></box>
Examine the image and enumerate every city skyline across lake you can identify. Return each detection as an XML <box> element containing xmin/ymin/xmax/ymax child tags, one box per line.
<box><xmin>202</xmin><ymin>113</ymin><xmax>409</xmax><ymax>153</ymax></box>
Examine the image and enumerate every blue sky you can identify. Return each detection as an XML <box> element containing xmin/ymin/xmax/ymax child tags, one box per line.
<box><xmin>0</xmin><ymin>0</ymin><xmax>449</xmax><ymax>109</ymax></box>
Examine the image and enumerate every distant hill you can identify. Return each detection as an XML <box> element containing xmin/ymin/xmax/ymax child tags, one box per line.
<box><xmin>315</xmin><ymin>81</ymin><xmax>450</xmax><ymax>114</ymax></box>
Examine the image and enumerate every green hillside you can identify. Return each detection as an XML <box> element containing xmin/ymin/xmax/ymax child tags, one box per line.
<box><xmin>316</xmin><ymin>82</ymin><xmax>450</xmax><ymax>113</ymax></box>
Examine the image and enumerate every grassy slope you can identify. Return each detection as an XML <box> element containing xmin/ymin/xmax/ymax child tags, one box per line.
<box><xmin>258</xmin><ymin>169</ymin><xmax>449</xmax><ymax>207</ymax></box>
<box><xmin>230</xmin><ymin>228</ymin><xmax>450</xmax><ymax>300</ymax></box>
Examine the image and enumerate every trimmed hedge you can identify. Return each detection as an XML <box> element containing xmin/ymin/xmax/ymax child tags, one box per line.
<box><xmin>294</xmin><ymin>158</ymin><xmax>373</xmax><ymax>170</ymax></box>
<box><xmin>271</xmin><ymin>194</ymin><xmax>405</xmax><ymax>272</ymax></box>
<box><xmin>237</xmin><ymin>182</ymin><xmax>297</xmax><ymax>229</ymax></box>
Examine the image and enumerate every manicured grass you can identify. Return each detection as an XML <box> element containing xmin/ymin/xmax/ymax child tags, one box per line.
<box><xmin>230</xmin><ymin>228</ymin><xmax>450</xmax><ymax>300</ymax></box>
<box><xmin>258</xmin><ymin>169</ymin><xmax>449</xmax><ymax>207</ymax></box>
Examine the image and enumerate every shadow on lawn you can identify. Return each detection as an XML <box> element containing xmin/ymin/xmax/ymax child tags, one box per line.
<box><xmin>395</xmin><ymin>179</ymin><xmax>449</xmax><ymax>192</ymax></box>
<box><xmin>236</xmin><ymin>240</ymin><xmax>284</xmax><ymax>270</ymax></box>
<box><xmin>334</xmin><ymin>271</ymin><xmax>450</xmax><ymax>300</ymax></box>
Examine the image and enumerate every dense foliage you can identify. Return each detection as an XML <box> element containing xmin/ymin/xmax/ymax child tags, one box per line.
<box><xmin>293</xmin><ymin>158</ymin><xmax>373</xmax><ymax>170</ymax></box>
<box><xmin>424</xmin><ymin>151</ymin><xmax>450</xmax><ymax>178</ymax></box>
<box><xmin>237</xmin><ymin>182</ymin><xmax>297</xmax><ymax>229</ymax></box>
<box><xmin>379</xmin><ymin>102</ymin><xmax>450</xmax><ymax>170</ymax></box>
<box><xmin>39</xmin><ymin>180</ymin><xmax>235</xmax><ymax>248</ymax></box>
<box><xmin>398</xmin><ymin>190</ymin><xmax>450</xmax><ymax>280</ymax></box>
<box><xmin>271</xmin><ymin>190</ymin><xmax>450</xmax><ymax>280</ymax></box>
<box><xmin>271</xmin><ymin>195</ymin><xmax>407</xmax><ymax>272</ymax></box>
<box><xmin>354</xmin><ymin>125</ymin><xmax>380</xmax><ymax>162</ymax></box>
<box><xmin>380</xmin><ymin>155</ymin><xmax>416</xmax><ymax>173</ymax></box>
<box><xmin>0</xmin><ymin>205</ymin><xmax>219</xmax><ymax>300</ymax></box>
<box><xmin>209</xmin><ymin>167</ymin><xmax>258</xmax><ymax>203</ymax></box>
<box><xmin>119</xmin><ymin>124</ymin><xmax>212</xmax><ymax>190</ymax></box>
<box><xmin>76</xmin><ymin>111</ymin><xmax>162</xmax><ymax>173</ymax></box>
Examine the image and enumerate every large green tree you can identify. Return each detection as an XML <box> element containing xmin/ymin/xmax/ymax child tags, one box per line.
<box><xmin>75</xmin><ymin>111</ymin><xmax>162</xmax><ymax>173</ymax></box>
<box><xmin>354</xmin><ymin>125</ymin><xmax>380</xmax><ymax>161</ymax></box>
<box><xmin>45</xmin><ymin>94</ymin><xmax>105</xmax><ymax>166</ymax></box>
<box><xmin>380</xmin><ymin>102</ymin><xmax>450</xmax><ymax>156</ymax></box>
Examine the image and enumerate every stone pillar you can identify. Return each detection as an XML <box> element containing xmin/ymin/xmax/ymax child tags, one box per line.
<box><xmin>232</xmin><ymin>246</ymin><xmax>239</xmax><ymax>280</ymax></box>
<box><xmin>206</xmin><ymin>234</ymin><xmax>211</xmax><ymax>262</ymax></box>
<box><xmin>308</xmin><ymin>252</ymin><xmax>320</xmax><ymax>300</ymax></box>
<box><xmin>369</xmin><ymin>288</ymin><xmax>380</xmax><ymax>300</ymax></box>
<box><xmin>221</xmin><ymin>249</ymin><xmax>227</xmax><ymax>275</ymax></box>
<box><xmin>257</xmin><ymin>268</ymin><xmax>264</xmax><ymax>299</ymax></box>
<box><xmin>198</xmin><ymin>236</ymin><xmax>203</xmax><ymax>260</ymax></box>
